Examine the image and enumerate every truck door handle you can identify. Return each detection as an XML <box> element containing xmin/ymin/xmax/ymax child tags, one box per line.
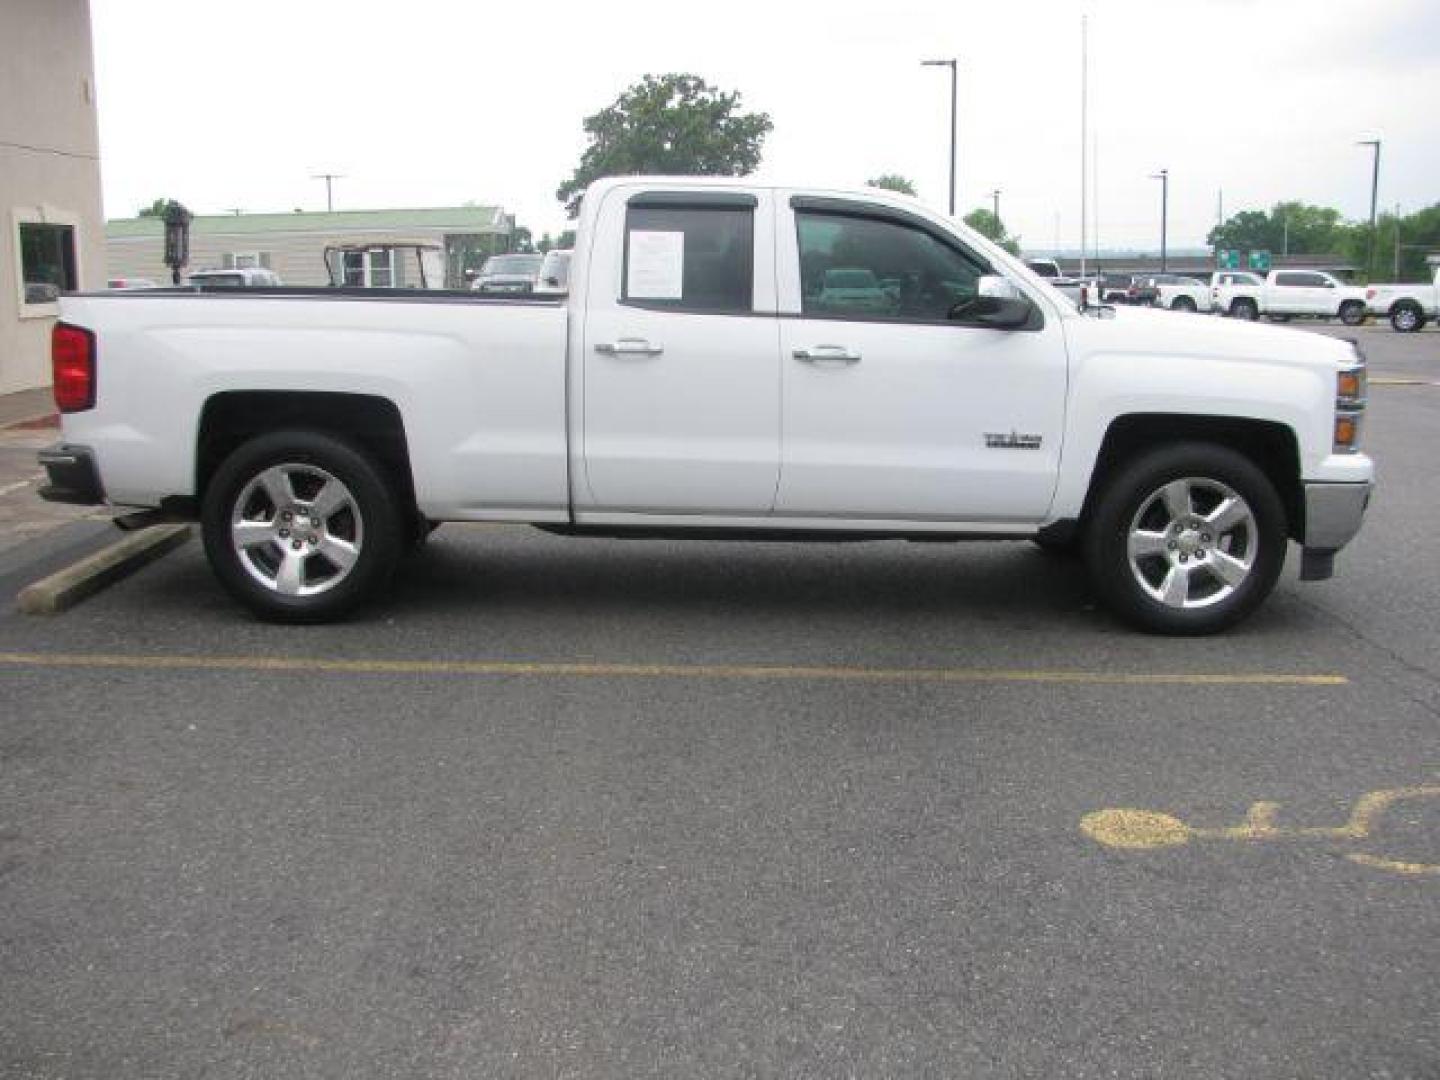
<box><xmin>595</xmin><ymin>338</ymin><xmax>663</xmax><ymax>357</ymax></box>
<box><xmin>793</xmin><ymin>345</ymin><xmax>861</xmax><ymax>364</ymax></box>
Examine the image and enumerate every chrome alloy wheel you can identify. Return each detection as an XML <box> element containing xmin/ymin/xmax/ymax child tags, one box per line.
<box><xmin>1125</xmin><ymin>477</ymin><xmax>1258</xmax><ymax>610</ymax></box>
<box><xmin>230</xmin><ymin>464</ymin><xmax>364</xmax><ymax>596</ymax></box>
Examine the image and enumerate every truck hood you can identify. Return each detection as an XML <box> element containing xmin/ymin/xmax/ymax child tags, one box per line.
<box><xmin>1067</xmin><ymin>303</ymin><xmax>1361</xmax><ymax>373</ymax></box>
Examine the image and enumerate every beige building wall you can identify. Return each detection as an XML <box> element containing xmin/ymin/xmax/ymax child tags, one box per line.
<box><xmin>0</xmin><ymin>0</ymin><xmax>105</xmax><ymax>396</ymax></box>
<box><xmin>108</xmin><ymin>229</ymin><xmax>432</xmax><ymax>288</ymax></box>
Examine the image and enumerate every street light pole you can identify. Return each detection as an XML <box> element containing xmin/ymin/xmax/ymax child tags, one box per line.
<box><xmin>1151</xmin><ymin>169</ymin><xmax>1169</xmax><ymax>271</ymax></box>
<box><xmin>991</xmin><ymin>188</ymin><xmax>1001</xmax><ymax>223</ymax></box>
<box><xmin>1356</xmin><ymin>139</ymin><xmax>1381</xmax><ymax>279</ymax></box>
<box><xmin>921</xmin><ymin>59</ymin><xmax>958</xmax><ymax>215</ymax></box>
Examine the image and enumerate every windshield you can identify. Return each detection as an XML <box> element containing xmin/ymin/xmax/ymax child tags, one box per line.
<box><xmin>482</xmin><ymin>255</ymin><xmax>543</xmax><ymax>276</ymax></box>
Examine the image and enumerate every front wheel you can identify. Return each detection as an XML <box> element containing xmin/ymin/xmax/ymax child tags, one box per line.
<box><xmin>1084</xmin><ymin>443</ymin><xmax>1287</xmax><ymax>635</ymax></box>
<box><xmin>1390</xmin><ymin>302</ymin><xmax>1425</xmax><ymax>332</ymax></box>
<box><xmin>201</xmin><ymin>430</ymin><xmax>404</xmax><ymax>623</ymax></box>
<box><xmin>1170</xmin><ymin>296</ymin><xmax>1197</xmax><ymax>313</ymax></box>
<box><xmin>1230</xmin><ymin>298</ymin><xmax>1259</xmax><ymax>320</ymax></box>
<box><xmin>1339</xmin><ymin>301</ymin><xmax>1367</xmax><ymax>327</ymax></box>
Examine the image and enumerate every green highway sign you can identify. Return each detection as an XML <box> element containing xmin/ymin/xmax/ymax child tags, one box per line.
<box><xmin>1218</xmin><ymin>249</ymin><xmax>1240</xmax><ymax>269</ymax></box>
<box><xmin>1248</xmin><ymin>250</ymin><xmax>1272</xmax><ymax>272</ymax></box>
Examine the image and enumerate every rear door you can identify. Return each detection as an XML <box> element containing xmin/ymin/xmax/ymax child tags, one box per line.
<box><xmin>773</xmin><ymin>194</ymin><xmax>1067</xmax><ymax>522</ymax></box>
<box><xmin>578</xmin><ymin>187</ymin><xmax>781</xmax><ymax>514</ymax></box>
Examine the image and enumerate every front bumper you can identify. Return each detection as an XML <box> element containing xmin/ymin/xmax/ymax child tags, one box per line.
<box><xmin>38</xmin><ymin>443</ymin><xmax>105</xmax><ymax>506</ymax></box>
<box><xmin>1300</xmin><ymin>480</ymin><xmax>1373</xmax><ymax>580</ymax></box>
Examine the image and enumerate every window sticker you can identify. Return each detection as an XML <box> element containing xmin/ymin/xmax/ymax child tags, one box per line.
<box><xmin>627</xmin><ymin>230</ymin><xmax>685</xmax><ymax>300</ymax></box>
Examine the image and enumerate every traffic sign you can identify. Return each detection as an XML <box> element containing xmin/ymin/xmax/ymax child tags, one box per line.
<box><xmin>1248</xmin><ymin>250</ymin><xmax>1272</xmax><ymax>272</ymax></box>
<box><xmin>1217</xmin><ymin>249</ymin><xmax>1239</xmax><ymax>269</ymax></box>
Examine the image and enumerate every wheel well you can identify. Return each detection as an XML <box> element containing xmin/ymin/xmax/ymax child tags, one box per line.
<box><xmin>1085</xmin><ymin>415</ymin><xmax>1303</xmax><ymax>539</ymax></box>
<box><xmin>197</xmin><ymin>391</ymin><xmax>416</xmax><ymax>509</ymax></box>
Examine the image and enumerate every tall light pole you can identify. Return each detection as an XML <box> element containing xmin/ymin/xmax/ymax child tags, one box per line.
<box><xmin>991</xmin><ymin>188</ymin><xmax>1001</xmax><ymax>223</ymax></box>
<box><xmin>1356</xmin><ymin>138</ymin><xmax>1381</xmax><ymax>279</ymax></box>
<box><xmin>312</xmin><ymin>172</ymin><xmax>344</xmax><ymax>212</ymax></box>
<box><xmin>1151</xmin><ymin>168</ymin><xmax>1169</xmax><ymax>271</ymax></box>
<box><xmin>921</xmin><ymin>59</ymin><xmax>957</xmax><ymax>215</ymax></box>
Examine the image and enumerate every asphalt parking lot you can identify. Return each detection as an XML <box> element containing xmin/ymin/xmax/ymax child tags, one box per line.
<box><xmin>1</xmin><ymin>323</ymin><xmax>1437</xmax><ymax>1078</ymax></box>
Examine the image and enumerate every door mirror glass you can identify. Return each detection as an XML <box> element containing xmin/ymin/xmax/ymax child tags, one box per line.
<box><xmin>948</xmin><ymin>293</ymin><xmax>1035</xmax><ymax>330</ymax></box>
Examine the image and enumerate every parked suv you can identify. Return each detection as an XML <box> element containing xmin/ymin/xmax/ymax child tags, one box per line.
<box><xmin>473</xmin><ymin>253</ymin><xmax>544</xmax><ymax>295</ymax></box>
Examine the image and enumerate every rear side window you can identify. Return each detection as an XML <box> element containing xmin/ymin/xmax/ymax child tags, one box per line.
<box><xmin>623</xmin><ymin>205</ymin><xmax>753</xmax><ymax>313</ymax></box>
<box><xmin>1275</xmin><ymin>272</ymin><xmax>1324</xmax><ymax>287</ymax></box>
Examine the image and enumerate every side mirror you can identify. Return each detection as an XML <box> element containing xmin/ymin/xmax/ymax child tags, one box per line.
<box><xmin>978</xmin><ymin>274</ymin><xmax>1023</xmax><ymax>301</ymax></box>
<box><xmin>949</xmin><ymin>293</ymin><xmax>1035</xmax><ymax>330</ymax></box>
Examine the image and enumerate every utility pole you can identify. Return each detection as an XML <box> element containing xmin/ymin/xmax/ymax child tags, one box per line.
<box><xmin>921</xmin><ymin>60</ymin><xmax>958</xmax><ymax>215</ymax></box>
<box><xmin>1282</xmin><ymin>213</ymin><xmax>1289</xmax><ymax>257</ymax></box>
<box><xmin>1356</xmin><ymin>138</ymin><xmax>1380</xmax><ymax>279</ymax></box>
<box><xmin>991</xmin><ymin>188</ymin><xmax>1001</xmax><ymax>223</ymax></box>
<box><xmin>1151</xmin><ymin>169</ymin><xmax>1169</xmax><ymax>271</ymax></box>
<box><xmin>312</xmin><ymin>172</ymin><xmax>344</xmax><ymax>213</ymax></box>
<box><xmin>1079</xmin><ymin>14</ymin><xmax>1088</xmax><ymax>277</ymax></box>
<box><xmin>1394</xmin><ymin>202</ymin><xmax>1402</xmax><ymax>279</ymax></box>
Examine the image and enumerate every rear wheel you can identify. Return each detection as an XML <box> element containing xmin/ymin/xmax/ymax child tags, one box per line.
<box><xmin>1084</xmin><ymin>443</ymin><xmax>1287</xmax><ymax>635</ymax></box>
<box><xmin>1390</xmin><ymin>302</ymin><xmax>1425</xmax><ymax>332</ymax></box>
<box><xmin>1339</xmin><ymin>301</ymin><xmax>1367</xmax><ymax>326</ymax></box>
<box><xmin>201</xmin><ymin>430</ymin><xmax>404</xmax><ymax>623</ymax></box>
<box><xmin>1231</xmin><ymin>298</ymin><xmax>1259</xmax><ymax>320</ymax></box>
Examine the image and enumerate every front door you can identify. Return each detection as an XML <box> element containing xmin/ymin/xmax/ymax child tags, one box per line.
<box><xmin>774</xmin><ymin>196</ymin><xmax>1068</xmax><ymax>522</ymax></box>
<box><xmin>579</xmin><ymin>188</ymin><xmax>780</xmax><ymax>514</ymax></box>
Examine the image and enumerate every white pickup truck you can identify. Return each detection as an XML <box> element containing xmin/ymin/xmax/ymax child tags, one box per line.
<box><xmin>40</xmin><ymin>177</ymin><xmax>1373</xmax><ymax>634</ymax></box>
<box><xmin>1365</xmin><ymin>265</ymin><xmax>1440</xmax><ymax>332</ymax></box>
<box><xmin>1216</xmin><ymin>269</ymin><xmax>1369</xmax><ymax>325</ymax></box>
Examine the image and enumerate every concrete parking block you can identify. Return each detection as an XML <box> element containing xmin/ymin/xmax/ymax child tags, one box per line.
<box><xmin>16</xmin><ymin>524</ymin><xmax>192</xmax><ymax>614</ymax></box>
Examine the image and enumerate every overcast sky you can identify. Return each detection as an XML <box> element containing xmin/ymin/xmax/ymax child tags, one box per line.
<box><xmin>90</xmin><ymin>0</ymin><xmax>1440</xmax><ymax>253</ymax></box>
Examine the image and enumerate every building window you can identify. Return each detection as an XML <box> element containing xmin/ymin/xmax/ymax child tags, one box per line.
<box><xmin>223</xmin><ymin>251</ymin><xmax>271</xmax><ymax>270</ymax></box>
<box><xmin>20</xmin><ymin>222</ymin><xmax>77</xmax><ymax>304</ymax></box>
<box><xmin>340</xmin><ymin>249</ymin><xmax>394</xmax><ymax>288</ymax></box>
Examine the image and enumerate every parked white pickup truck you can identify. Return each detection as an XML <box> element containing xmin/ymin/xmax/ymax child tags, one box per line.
<box><xmin>1217</xmin><ymin>269</ymin><xmax>1369</xmax><ymax>326</ymax></box>
<box><xmin>40</xmin><ymin>177</ymin><xmax>1373</xmax><ymax>634</ymax></box>
<box><xmin>1365</xmin><ymin>265</ymin><xmax>1440</xmax><ymax>332</ymax></box>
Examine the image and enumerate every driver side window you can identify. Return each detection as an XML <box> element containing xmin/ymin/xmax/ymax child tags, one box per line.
<box><xmin>796</xmin><ymin>210</ymin><xmax>989</xmax><ymax>322</ymax></box>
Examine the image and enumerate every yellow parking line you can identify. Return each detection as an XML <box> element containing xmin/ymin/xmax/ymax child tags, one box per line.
<box><xmin>0</xmin><ymin>651</ymin><xmax>1347</xmax><ymax>687</ymax></box>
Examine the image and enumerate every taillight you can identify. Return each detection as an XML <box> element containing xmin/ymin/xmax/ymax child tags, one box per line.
<box><xmin>52</xmin><ymin>322</ymin><xmax>96</xmax><ymax>412</ymax></box>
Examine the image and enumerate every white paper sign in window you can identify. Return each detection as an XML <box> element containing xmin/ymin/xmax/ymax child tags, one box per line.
<box><xmin>627</xmin><ymin>230</ymin><xmax>685</xmax><ymax>300</ymax></box>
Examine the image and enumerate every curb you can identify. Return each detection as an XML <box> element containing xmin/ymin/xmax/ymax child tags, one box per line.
<box><xmin>16</xmin><ymin>525</ymin><xmax>192</xmax><ymax>615</ymax></box>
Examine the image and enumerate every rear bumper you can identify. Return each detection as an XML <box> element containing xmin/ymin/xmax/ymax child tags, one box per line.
<box><xmin>1300</xmin><ymin>480</ymin><xmax>1373</xmax><ymax>581</ymax></box>
<box><xmin>38</xmin><ymin>443</ymin><xmax>105</xmax><ymax>506</ymax></box>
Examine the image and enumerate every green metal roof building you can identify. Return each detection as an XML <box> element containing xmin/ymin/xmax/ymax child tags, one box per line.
<box><xmin>106</xmin><ymin>205</ymin><xmax>513</xmax><ymax>289</ymax></box>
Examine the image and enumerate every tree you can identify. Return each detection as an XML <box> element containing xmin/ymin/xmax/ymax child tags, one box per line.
<box><xmin>137</xmin><ymin>198</ymin><xmax>185</xmax><ymax>218</ymax></box>
<box><xmin>556</xmin><ymin>74</ymin><xmax>773</xmax><ymax>217</ymax></box>
<box><xmin>510</xmin><ymin>226</ymin><xmax>534</xmax><ymax>254</ymax></box>
<box><xmin>1207</xmin><ymin>202</ymin><xmax>1343</xmax><ymax>256</ymax></box>
<box><xmin>868</xmin><ymin>174</ymin><xmax>917</xmax><ymax>196</ymax></box>
<box><xmin>963</xmin><ymin>207</ymin><xmax>1021</xmax><ymax>256</ymax></box>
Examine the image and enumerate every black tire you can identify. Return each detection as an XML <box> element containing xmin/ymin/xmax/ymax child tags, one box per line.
<box><xmin>1390</xmin><ymin>302</ymin><xmax>1425</xmax><ymax>333</ymax></box>
<box><xmin>1171</xmin><ymin>296</ymin><xmax>1197</xmax><ymax>313</ymax></box>
<box><xmin>1084</xmin><ymin>442</ymin><xmax>1287</xmax><ymax>635</ymax></box>
<box><xmin>1339</xmin><ymin>301</ymin><xmax>1367</xmax><ymax>327</ymax></box>
<box><xmin>201</xmin><ymin>430</ymin><xmax>404</xmax><ymax>623</ymax></box>
<box><xmin>1231</xmin><ymin>298</ymin><xmax>1259</xmax><ymax>321</ymax></box>
<box><xmin>1267</xmin><ymin>314</ymin><xmax>1292</xmax><ymax>323</ymax></box>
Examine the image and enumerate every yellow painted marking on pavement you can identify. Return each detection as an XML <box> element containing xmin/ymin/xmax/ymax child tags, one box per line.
<box><xmin>0</xmin><ymin>651</ymin><xmax>1348</xmax><ymax>687</ymax></box>
<box><xmin>1082</xmin><ymin>785</ymin><xmax>1440</xmax><ymax>877</ymax></box>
